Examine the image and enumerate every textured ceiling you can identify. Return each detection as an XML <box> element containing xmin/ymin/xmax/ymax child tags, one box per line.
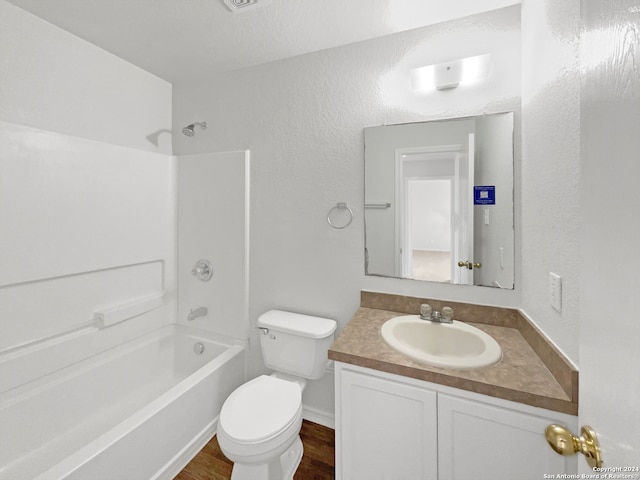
<box><xmin>8</xmin><ymin>0</ymin><xmax>520</xmax><ymax>84</ymax></box>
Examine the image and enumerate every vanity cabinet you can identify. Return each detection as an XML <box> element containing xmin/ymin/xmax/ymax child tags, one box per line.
<box><xmin>437</xmin><ymin>393</ymin><xmax>576</xmax><ymax>479</ymax></box>
<box><xmin>337</xmin><ymin>367</ymin><xmax>438</xmax><ymax>479</ymax></box>
<box><xmin>335</xmin><ymin>363</ymin><xmax>577</xmax><ymax>480</ymax></box>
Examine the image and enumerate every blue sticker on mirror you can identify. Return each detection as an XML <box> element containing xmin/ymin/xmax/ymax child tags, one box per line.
<box><xmin>474</xmin><ymin>186</ymin><xmax>495</xmax><ymax>205</ymax></box>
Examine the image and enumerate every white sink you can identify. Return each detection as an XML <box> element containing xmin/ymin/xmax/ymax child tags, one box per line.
<box><xmin>380</xmin><ymin>315</ymin><xmax>502</xmax><ymax>369</ymax></box>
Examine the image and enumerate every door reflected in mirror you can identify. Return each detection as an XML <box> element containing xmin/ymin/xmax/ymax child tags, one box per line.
<box><xmin>364</xmin><ymin>112</ymin><xmax>514</xmax><ymax>289</ymax></box>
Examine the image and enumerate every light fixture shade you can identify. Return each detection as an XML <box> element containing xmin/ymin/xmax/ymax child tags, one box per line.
<box><xmin>411</xmin><ymin>54</ymin><xmax>491</xmax><ymax>91</ymax></box>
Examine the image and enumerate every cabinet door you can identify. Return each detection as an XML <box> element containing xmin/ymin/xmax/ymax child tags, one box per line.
<box><xmin>338</xmin><ymin>369</ymin><xmax>438</xmax><ymax>480</ymax></box>
<box><xmin>437</xmin><ymin>394</ymin><xmax>577</xmax><ymax>480</ymax></box>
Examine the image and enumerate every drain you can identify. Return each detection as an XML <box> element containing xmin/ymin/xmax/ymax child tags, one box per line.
<box><xmin>193</xmin><ymin>342</ymin><xmax>205</xmax><ymax>355</ymax></box>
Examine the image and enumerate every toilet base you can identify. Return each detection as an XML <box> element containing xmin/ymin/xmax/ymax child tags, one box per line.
<box><xmin>230</xmin><ymin>435</ymin><xmax>303</xmax><ymax>480</ymax></box>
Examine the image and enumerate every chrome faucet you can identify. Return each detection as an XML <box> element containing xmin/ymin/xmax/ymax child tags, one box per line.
<box><xmin>187</xmin><ymin>307</ymin><xmax>208</xmax><ymax>321</ymax></box>
<box><xmin>419</xmin><ymin>304</ymin><xmax>454</xmax><ymax>324</ymax></box>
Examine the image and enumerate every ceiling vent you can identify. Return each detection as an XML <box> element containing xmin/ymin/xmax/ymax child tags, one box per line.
<box><xmin>222</xmin><ymin>0</ymin><xmax>271</xmax><ymax>13</ymax></box>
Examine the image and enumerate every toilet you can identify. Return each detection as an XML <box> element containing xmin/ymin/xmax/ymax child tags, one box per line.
<box><xmin>217</xmin><ymin>310</ymin><xmax>337</xmax><ymax>480</ymax></box>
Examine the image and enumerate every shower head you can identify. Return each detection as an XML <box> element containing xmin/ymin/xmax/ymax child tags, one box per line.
<box><xmin>182</xmin><ymin>121</ymin><xmax>207</xmax><ymax>137</ymax></box>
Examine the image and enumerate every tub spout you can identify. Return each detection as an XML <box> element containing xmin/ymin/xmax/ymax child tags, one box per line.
<box><xmin>187</xmin><ymin>307</ymin><xmax>208</xmax><ymax>321</ymax></box>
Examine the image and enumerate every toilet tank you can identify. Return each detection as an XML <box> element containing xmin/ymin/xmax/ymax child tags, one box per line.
<box><xmin>257</xmin><ymin>310</ymin><xmax>337</xmax><ymax>380</ymax></box>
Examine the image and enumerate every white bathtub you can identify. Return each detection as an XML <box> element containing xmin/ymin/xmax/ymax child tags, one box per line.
<box><xmin>0</xmin><ymin>325</ymin><xmax>246</xmax><ymax>480</ymax></box>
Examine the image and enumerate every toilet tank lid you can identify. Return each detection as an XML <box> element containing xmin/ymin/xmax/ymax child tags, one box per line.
<box><xmin>258</xmin><ymin>310</ymin><xmax>337</xmax><ymax>339</ymax></box>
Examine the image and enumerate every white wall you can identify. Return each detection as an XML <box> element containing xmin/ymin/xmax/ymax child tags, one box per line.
<box><xmin>173</xmin><ymin>6</ymin><xmax>521</xmax><ymax>419</ymax></box>
<box><xmin>177</xmin><ymin>151</ymin><xmax>250</xmax><ymax>342</ymax></box>
<box><xmin>0</xmin><ymin>2</ymin><xmax>175</xmax><ymax>381</ymax></box>
<box><xmin>410</xmin><ymin>180</ymin><xmax>452</xmax><ymax>252</ymax></box>
<box><xmin>521</xmin><ymin>0</ymin><xmax>581</xmax><ymax>363</ymax></box>
<box><xmin>0</xmin><ymin>0</ymin><xmax>172</xmax><ymax>154</ymax></box>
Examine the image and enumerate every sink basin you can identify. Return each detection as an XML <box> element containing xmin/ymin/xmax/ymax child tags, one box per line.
<box><xmin>380</xmin><ymin>315</ymin><xmax>502</xmax><ymax>369</ymax></box>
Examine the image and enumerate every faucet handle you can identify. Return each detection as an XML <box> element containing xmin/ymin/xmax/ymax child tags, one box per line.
<box><xmin>420</xmin><ymin>304</ymin><xmax>432</xmax><ymax>320</ymax></box>
<box><xmin>442</xmin><ymin>306</ymin><xmax>454</xmax><ymax>322</ymax></box>
<box><xmin>191</xmin><ymin>259</ymin><xmax>213</xmax><ymax>282</ymax></box>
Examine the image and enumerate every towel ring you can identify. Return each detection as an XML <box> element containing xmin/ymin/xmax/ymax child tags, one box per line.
<box><xmin>327</xmin><ymin>202</ymin><xmax>354</xmax><ymax>229</ymax></box>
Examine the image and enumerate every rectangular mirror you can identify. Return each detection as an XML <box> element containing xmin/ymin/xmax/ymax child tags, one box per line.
<box><xmin>364</xmin><ymin>112</ymin><xmax>514</xmax><ymax>289</ymax></box>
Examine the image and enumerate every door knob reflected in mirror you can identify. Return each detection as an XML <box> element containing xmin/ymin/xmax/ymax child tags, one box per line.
<box><xmin>545</xmin><ymin>424</ymin><xmax>603</xmax><ymax>468</ymax></box>
<box><xmin>457</xmin><ymin>261</ymin><xmax>482</xmax><ymax>270</ymax></box>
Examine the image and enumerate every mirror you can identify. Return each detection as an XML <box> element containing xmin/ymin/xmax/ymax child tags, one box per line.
<box><xmin>364</xmin><ymin>112</ymin><xmax>514</xmax><ymax>289</ymax></box>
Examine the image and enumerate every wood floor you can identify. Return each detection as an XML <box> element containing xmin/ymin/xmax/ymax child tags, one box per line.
<box><xmin>174</xmin><ymin>420</ymin><xmax>335</xmax><ymax>480</ymax></box>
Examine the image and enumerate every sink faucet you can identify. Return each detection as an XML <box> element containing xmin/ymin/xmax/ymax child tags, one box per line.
<box><xmin>420</xmin><ymin>304</ymin><xmax>454</xmax><ymax>324</ymax></box>
<box><xmin>187</xmin><ymin>307</ymin><xmax>208</xmax><ymax>321</ymax></box>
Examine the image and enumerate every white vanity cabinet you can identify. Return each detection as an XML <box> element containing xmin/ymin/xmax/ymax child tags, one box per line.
<box><xmin>335</xmin><ymin>362</ymin><xmax>578</xmax><ymax>480</ymax></box>
<box><xmin>437</xmin><ymin>393</ymin><xmax>577</xmax><ymax>479</ymax></box>
<box><xmin>337</xmin><ymin>367</ymin><xmax>439</xmax><ymax>479</ymax></box>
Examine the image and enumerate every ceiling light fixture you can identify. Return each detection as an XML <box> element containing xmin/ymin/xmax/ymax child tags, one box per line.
<box><xmin>411</xmin><ymin>54</ymin><xmax>491</xmax><ymax>91</ymax></box>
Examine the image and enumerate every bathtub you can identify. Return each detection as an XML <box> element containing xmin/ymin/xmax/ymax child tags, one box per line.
<box><xmin>0</xmin><ymin>325</ymin><xmax>246</xmax><ymax>480</ymax></box>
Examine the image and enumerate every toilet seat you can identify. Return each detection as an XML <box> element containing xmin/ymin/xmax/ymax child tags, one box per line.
<box><xmin>219</xmin><ymin>375</ymin><xmax>302</xmax><ymax>445</ymax></box>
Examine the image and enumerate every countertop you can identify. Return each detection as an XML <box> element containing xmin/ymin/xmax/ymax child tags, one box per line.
<box><xmin>329</xmin><ymin>306</ymin><xmax>578</xmax><ymax>415</ymax></box>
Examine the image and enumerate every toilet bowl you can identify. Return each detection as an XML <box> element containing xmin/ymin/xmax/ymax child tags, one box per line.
<box><xmin>218</xmin><ymin>375</ymin><xmax>305</xmax><ymax>479</ymax></box>
<box><xmin>217</xmin><ymin>310</ymin><xmax>337</xmax><ymax>480</ymax></box>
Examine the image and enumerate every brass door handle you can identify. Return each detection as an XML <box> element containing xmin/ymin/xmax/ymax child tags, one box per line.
<box><xmin>457</xmin><ymin>261</ymin><xmax>482</xmax><ymax>269</ymax></box>
<box><xmin>545</xmin><ymin>424</ymin><xmax>603</xmax><ymax>468</ymax></box>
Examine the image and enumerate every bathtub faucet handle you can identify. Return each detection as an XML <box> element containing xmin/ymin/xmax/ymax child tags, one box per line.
<box><xmin>191</xmin><ymin>259</ymin><xmax>213</xmax><ymax>282</ymax></box>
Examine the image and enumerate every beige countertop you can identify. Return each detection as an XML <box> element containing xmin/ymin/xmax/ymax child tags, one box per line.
<box><xmin>329</xmin><ymin>306</ymin><xmax>578</xmax><ymax>415</ymax></box>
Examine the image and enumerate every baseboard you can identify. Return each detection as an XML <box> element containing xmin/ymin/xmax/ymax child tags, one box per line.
<box><xmin>153</xmin><ymin>417</ymin><xmax>218</xmax><ymax>480</ymax></box>
<box><xmin>302</xmin><ymin>404</ymin><xmax>335</xmax><ymax>430</ymax></box>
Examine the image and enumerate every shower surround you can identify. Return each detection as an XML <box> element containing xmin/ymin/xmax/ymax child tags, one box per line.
<box><xmin>0</xmin><ymin>120</ymin><xmax>251</xmax><ymax>478</ymax></box>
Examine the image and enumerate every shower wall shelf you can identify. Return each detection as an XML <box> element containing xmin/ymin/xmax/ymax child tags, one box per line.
<box><xmin>94</xmin><ymin>293</ymin><xmax>164</xmax><ymax>328</ymax></box>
